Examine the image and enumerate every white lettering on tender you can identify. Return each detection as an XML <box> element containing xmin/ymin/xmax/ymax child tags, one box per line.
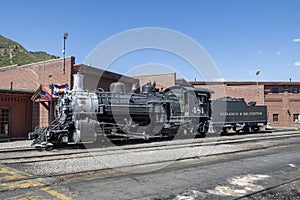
<box><xmin>220</xmin><ymin>112</ymin><xmax>262</xmax><ymax>116</ymax></box>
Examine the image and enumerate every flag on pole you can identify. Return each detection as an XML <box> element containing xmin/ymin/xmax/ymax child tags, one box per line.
<box><xmin>53</xmin><ymin>84</ymin><xmax>69</xmax><ymax>95</ymax></box>
<box><xmin>40</xmin><ymin>89</ymin><xmax>52</xmax><ymax>101</ymax></box>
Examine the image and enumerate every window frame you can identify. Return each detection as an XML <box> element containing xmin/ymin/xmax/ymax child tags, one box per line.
<box><xmin>273</xmin><ymin>113</ymin><xmax>279</xmax><ymax>123</ymax></box>
<box><xmin>0</xmin><ymin>108</ymin><xmax>9</xmax><ymax>135</ymax></box>
<box><xmin>293</xmin><ymin>113</ymin><xmax>299</xmax><ymax>122</ymax></box>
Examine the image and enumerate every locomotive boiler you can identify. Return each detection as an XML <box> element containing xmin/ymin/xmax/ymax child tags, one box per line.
<box><xmin>29</xmin><ymin>74</ymin><xmax>212</xmax><ymax>147</ymax></box>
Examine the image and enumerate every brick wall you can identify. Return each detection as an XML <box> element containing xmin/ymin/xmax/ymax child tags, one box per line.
<box><xmin>0</xmin><ymin>91</ymin><xmax>33</xmax><ymax>138</ymax></box>
<box><xmin>0</xmin><ymin>57</ymin><xmax>75</xmax><ymax>133</ymax></box>
<box><xmin>75</xmin><ymin>64</ymin><xmax>139</xmax><ymax>92</ymax></box>
<box><xmin>192</xmin><ymin>82</ymin><xmax>264</xmax><ymax>104</ymax></box>
<box><xmin>265</xmin><ymin>92</ymin><xmax>300</xmax><ymax>127</ymax></box>
<box><xmin>191</xmin><ymin>81</ymin><xmax>300</xmax><ymax>128</ymax></box>
<box><xmin>133</xmin><ymin>73</ymin><xmax>176</xmax><ymax>90</ymax></box>
<box><xmin>225</xmin><ymin>85</ymin><xmax>264</xmax><ymax>105</ymax></box>
<box><xmin>0</xmin><ymin>57</ymin><xmax>75</xmax><ymax>90</ymax></box>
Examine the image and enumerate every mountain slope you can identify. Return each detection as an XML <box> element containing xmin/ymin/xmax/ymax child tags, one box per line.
<box><xmin>0</xmin><ymin>35</ymin><xmax>58</xmax><ymax>67</ymax></box>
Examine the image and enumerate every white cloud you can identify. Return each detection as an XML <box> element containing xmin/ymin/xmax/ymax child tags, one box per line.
<box><xmin>212</xmin><ymin>78</ymin><xmax>225</xmax><ymax>82</ymax></box>
<box><xmin>294</xmin><ymin>61</ymin><xmax>300</xmax><ymax>66</ymax></box>
<box><xmin>293</xmin><ymin>38</ymin><xmax>300</xmax><ymax>42</ymax></box>
<box><xmin>276</xmin><ymin>51</ymin><xmax>281</xmax><ymax>55</ymax></box>
<box><xmin>257</xmin><ymin>51</ymin><xmax>263</xmax><ymax>54</ymax></box>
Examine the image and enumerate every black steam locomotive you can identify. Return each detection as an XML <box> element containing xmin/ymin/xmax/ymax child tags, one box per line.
<box><xmin>29</xmin><ymin>74</ymin><xmax>212</xmax><ymax>147</ymax></box>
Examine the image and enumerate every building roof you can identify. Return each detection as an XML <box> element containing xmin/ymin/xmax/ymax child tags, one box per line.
<box><xmin>175</xmin><ymin>78</ymin><xmax>192</xmax><ymax>87</ymax></box>
<box><xmin>0</xmin><ymin>88</ymin><xmax>35</xmax><ymax>94</ymax></box>
<box><xmin>73</xmin><ymin>64</ymin><xmax>137</xmax><ymax>82</ymax></box>
<box><xmin>190</xmin><ymin>81</ymin><xmax>300</xmax><ymax>86</ymax></box>
<box><xmin>165</xmin><ymin>85</ymin><xmax>213</xmax><ymax>94</ymax></box>
<box><xmin>0</xmin><ymin>56</ymin><xmax>75</xmax><ymax>72</ymax></box>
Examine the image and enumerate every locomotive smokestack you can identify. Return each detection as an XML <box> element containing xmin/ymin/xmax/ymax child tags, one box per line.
<box><xmin>73</xmin><ymin>74</ymin><xmax>84</xmax><ymax>91</ymax></box>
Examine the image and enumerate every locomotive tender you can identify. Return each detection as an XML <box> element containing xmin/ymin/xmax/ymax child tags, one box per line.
<box><xmin>29</xmin><ymin>74</ymin><xmax>212</xmax><ymax>147</ymax></box>
<box><xmin>211</xmin><ymin>97</ymin><xmax>270</xmax><ymax>134</ymax></box>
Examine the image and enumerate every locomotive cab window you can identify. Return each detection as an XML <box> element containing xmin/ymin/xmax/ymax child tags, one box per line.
<box><xmin>197</xmin><ymin>94</ymin><xmax>207</xmax><ymax>104</ymax></box>
<box><xmin>0</xmin><ymin>109</ymin><xmax>9</xmax><ymax>135</ymax></box>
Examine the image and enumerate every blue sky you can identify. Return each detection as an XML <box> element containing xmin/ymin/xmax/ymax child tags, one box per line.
<box><xmin>1</xmin><ymin>0</ymin><xmax>300</xmax><ymax>81</ymax></box>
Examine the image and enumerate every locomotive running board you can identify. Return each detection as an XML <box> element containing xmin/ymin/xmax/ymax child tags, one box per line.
<box><xmin>105</xmin><ymin>132</ymin><xmax>162</xmax><ymax>140</ymax></box>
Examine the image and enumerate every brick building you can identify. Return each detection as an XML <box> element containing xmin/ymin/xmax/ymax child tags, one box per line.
<box><xmin>0</xmin><ymin>57</ymin><xmax>138</xmax><ymax>139</ymax></box>
<box><xmin>0</xmin><ymin>57</ymin><xmax>75</xmax><ymax>131</ymax></box>
<box><xmin>191</xmin><ymin>81</ymin><xmax>300</xmax><ymax>128</ymax></box>
<box><xmin>133</xmin><ymin>73</ymin><xmax>300</xmax><ymax>127</ymax></box>
<box><xmin>74</xmin><ymin>64</ymin><xmax>138</xmax><ymax>92</ymax></box>
<box><xmin>133</xmin><ymin>73</ymin><xmax>177</xmax><ymax>90</ymax></box>
<box><xmin>2</xmin><ymin>57</ymin><xmax>300</xmax><ymax>140</ymax></box>
<box><xmin>0</xmin><ymin>89</ymin><xmax>34</xmax><ymax>139</ymax></box>
<box><xmin>133</xmin><ymin>73</ymin><xmax>192</xmax><ymax>90</ymax></box>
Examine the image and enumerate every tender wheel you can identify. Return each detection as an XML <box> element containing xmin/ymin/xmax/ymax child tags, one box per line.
<box><xmin>213</xmin><ymin>126</ymin><xmax>223</xmax><ymax>135</ymax></box>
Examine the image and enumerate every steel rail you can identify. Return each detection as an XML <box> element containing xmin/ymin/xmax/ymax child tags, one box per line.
<box><xmin>1</xmin><ymin>131</ymin><xmax>299</xmax><ymax>166</ymax></box>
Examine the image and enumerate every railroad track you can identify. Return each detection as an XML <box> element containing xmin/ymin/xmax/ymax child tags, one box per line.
<box><xmin>0</xmin><ymin>131</ymin><xmax>299</xmax><ymax>164</ymax></box>
<box><xmin>0</xmin><ymin>131</ymin><xmax>300</xmax><ymax>164</ymax></box>
<box><xmin>1</xmin><ymin>130</ymin><xmax>300</xmax><ymax>197</ymax></box>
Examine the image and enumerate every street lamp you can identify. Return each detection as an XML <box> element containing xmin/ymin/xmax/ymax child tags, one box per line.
<box><xmin>62</xmin><ymin>32</ymin><xmax>69</xmax><ymax>74</ymax></box>
<box><xmin>256</xmin><ymin>70</ymin><xmax>260</xmax><ymax>96</ymax></box>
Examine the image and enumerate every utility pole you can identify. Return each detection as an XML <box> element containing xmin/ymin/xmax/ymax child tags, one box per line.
<box><xmin>256</xmin><ymin>70</ymin><xmax>260</xmax><ymax>96</ymax></box>
<box><xmin>62</xmin><ymin>32</ymin><xmax>68</xmax><ymax>74</ymax></box>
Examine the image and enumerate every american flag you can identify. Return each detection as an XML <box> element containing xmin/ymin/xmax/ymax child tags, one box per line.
<box><xmin>40</xmin><ymin>89</ymin><xmax>52</xmax><ymax>101</ymax></box>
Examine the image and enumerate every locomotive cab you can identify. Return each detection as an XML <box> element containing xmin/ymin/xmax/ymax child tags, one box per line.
<box><xmin>164</xmin><ymin>86</ymin><xmax>212</xmax><ymax>118</ymax></box>
<box><xmin>164</xmin><ymin>86</ymin><xmax>212</xmax><ymax>136</ymax></box>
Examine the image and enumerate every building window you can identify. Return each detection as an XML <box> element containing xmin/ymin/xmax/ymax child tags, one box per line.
<box><xmin>272</xmin><ymin>88</ymin><xmax>279</xmax><ymax>93</ymax></box>
<box><xmin>273</xmin><ymin>114</ymin><xmax>279</xmax><ymax>122</ymax></box>
<box><xmin>294</xmin><ymin>114</ymin><xmax>299</xmax><ymax>122</ymax></box>
<box><xmin>0</xmin><ymin>109</ymin><xmax>9</xmax><ymax>135</ymax></box>
<box><xmin>293</xmin><ymin>88</ymin><xmax>299</xmax><ymax>94</ymax></box>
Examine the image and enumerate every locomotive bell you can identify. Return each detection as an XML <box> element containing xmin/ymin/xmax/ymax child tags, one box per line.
<box><xmin>142</xmin><ymin>83</ymin><xmax>154</xmax><ymax>94</ymax></box>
